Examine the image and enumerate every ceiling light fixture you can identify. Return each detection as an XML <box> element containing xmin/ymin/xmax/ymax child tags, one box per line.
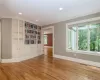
<box><xmin>36</xmin><ymin>20</ymin><xmax>39</xmax><ymax>22</ymax></box>
<box><xmin>18</xmin><ymin>12</ymin><xmax>22</xmax><ymax>15</ymax></box>
<box><xmin>59</xmin><ymin>7</ymin><xmax>63</xmax><ymax>11</ymax></box>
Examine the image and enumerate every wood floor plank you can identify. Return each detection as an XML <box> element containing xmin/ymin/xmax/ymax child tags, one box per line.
<box><xmin>0</xmin><ymin>55</ymin><xmax>100</xmax><ymax>80</ymax></box>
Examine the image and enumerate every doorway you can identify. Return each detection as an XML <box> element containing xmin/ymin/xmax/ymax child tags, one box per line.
<box><xmin>42</xmin><ymin>26</ymin><xmax>54</xmax><ymax>57</ymax></box>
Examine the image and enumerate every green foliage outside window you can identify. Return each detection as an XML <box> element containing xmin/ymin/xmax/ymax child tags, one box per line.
<box><xmin>78</xmin><ymin>27</ymin><xmax>88</xmax><ymax>51</ymax></box>
<box><xmin>78</xmin><ymin>24</ymin><xmax>100</xmax><ymax>52</ymax></box>
<box><xmin>90</xmin><ymin>24</ymin><xmax>100</xmax><ymax>51</ymax></box>
<box><xmin>68</xmin><ymin>23</ymin><xmax>100</xmax><ymax>52</ymax></box>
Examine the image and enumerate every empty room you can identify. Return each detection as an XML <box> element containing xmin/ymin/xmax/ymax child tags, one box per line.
<box><xmin>0</xmin><ymin>0</ymin><xmax>100</xmax><ymax>80</ymax></box>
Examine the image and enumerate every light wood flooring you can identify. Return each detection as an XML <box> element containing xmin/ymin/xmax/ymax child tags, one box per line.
<box><xmin>0</xmin><ymin>55</ymin><xmax>100</xmax><ymax>80</ymax></box>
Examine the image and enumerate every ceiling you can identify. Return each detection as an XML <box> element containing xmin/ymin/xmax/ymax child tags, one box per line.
<box><xmin>0</xmin><ymin>0</ymin><xmax>100</xmax><ymax>26</ymax></box>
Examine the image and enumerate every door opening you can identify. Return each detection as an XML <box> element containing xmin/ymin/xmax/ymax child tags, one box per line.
<box><xmin>42</xmin><ymin>26</ymin><xmax>54</xmax><ymax>57</ymax></box>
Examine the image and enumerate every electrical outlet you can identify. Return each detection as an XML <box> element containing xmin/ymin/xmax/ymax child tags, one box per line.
<box><xmin>74</xmin><ymin>54</ymin><xmax>76</xmax><ymax>57</ymax></box>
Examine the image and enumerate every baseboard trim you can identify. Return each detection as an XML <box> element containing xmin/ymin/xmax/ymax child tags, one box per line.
<box><xmin>54</xmin><ymin>54</ymin><xmax>100</xmax><ymax>68</ymax></box>
<box><xmin>1</xmin><ymin>54</ymin><xmax>43</xmax><ymax>63</ymax></box>
<box><xmin>1</xmin><ymin>58</ymin><xmax>19</xmax><ymax>63</ymax></box>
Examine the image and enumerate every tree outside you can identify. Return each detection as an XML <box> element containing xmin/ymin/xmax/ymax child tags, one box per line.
<box><xmin>78</xmin><ymin>26</ymin><xmax>88</xmax><ymax>51</ymax></box>
<box><xmin>90</xmin><ymin>24</ymin><xmax>100</xmax><ymax>51</ymax></box>
<box><xmin>78</xmin><ymin>24</ymin><xmax>100</xmax><ymax>52</ymax></box>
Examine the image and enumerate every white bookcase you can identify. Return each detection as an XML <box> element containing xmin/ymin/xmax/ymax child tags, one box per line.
<box><xmin>12</xmin><ymin>19</ymin><xmax>42</xmax><ymax>59</ymax></box>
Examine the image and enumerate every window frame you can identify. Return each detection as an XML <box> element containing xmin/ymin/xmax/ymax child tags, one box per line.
<box><xmin>66</xmin><ymin>17</ymin><xmax>100</xmax><ymax>56</ymax></box>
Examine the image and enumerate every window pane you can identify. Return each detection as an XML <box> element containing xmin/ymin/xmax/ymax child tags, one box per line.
<box><xmin>44</xmin><ymin>35</ymin><xmax>47</xmax><ymax>44</ymax></box>
<box><xmin>68</xmin><ymin>27</ymin><xmax>77</xmax><ymax>50</ymax></box>
<box><xmin>90</xmin><ymin>23</ymin><xmax>100</xmax><ymax>52</ymax></box>
<box><xmin>78</xmin><ymin>26</ymin><xmax>88</xmax><ymax>51</ymax></box>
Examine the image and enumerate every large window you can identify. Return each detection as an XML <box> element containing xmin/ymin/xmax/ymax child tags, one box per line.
<box><xmin>67</xmin><ymin>23</ymin><xmax>100</xmax><ymax>53</ymax></box>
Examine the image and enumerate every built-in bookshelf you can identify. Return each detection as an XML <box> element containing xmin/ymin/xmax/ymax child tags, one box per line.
<box><xmin>11</xmin><ymin>18</ymin><xmax>42</xmax><ymax>59</ymax></box>
<box><xmin>25</xmin><ymin>22</ymin><xmax>41</xmax><ymax>44</ymax></box>
<box><xmin>37</xmin><ymin>26</ymin><xmax>41</xmax><ymax>44</ymax></box>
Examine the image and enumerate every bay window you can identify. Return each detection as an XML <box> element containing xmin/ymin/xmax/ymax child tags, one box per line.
<box><xmin>67</xmin><ymin>23</ymin><xmax>100</xmax><ymax>53</ymax></box>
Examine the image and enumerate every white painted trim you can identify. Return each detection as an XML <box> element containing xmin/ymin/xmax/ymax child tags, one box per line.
<box><xmin>42</xmin><ymin>26</ymin><xmax>54</xmax><ymax>56</ymax></box>
<box><xmin>2</xmin><ymin>58</ymin><xmax>19</xmax><ymax>63</ymax></box>
<box><xmin>67</xmin><ymin>17</ymin><xmax>100</xmax><ymax>26</ymax></box>
<box><xmin>1</xmin><ymin>54</ymin><xmax>43</xmax><ymax>63</ymax></box>
<box><xmin>66</xmin><ymin>25</ymin><xmax>68</xmax><ymax>51</ymax></box>
<box><xmin>44</xmin><ymin>46</ymin><xmax>53</xmax><ymax>48</ymax></box>
<box><xmin>54</xmin><ymin>54</ymin><xmax>100</xmax><ymax>68</ymax></box>
<box><xmin>1</xmin><ymin>16</ymin><xmax>39</xmax><ymax>26</ymax></box>
<box><xmin>66</xmin><ymin>50</ymin><xmax>100</xmax><ymax>56</ymax></box>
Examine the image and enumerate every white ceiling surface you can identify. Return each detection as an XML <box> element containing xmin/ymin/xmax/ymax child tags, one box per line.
<box><xmin>0</xmin><ymin>0</ymin><xmax>100</xmax><ymax>26</ymax></box>
<box><xmin>44</xmin><ymin>29</ymin><xmax>52</xmax><ymax>34</ymax></box>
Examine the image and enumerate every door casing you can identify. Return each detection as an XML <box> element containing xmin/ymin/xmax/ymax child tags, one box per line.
<box><xmin>41</xmin><ymin>26</ymin><xmax>54</xmax><ymax>56</ymax></box>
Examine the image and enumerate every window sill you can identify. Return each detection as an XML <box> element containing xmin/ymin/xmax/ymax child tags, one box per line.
<box><xmin>66</xmin><ymin>49</ymin><xmax>100</xmax><ymax>56</ymax></box>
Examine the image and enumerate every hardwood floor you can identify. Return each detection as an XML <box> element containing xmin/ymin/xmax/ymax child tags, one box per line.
<box><xmin>0</xmin><ymin>55</ymin><xmax>100</xmax><ymax>80</ymax></box>
<box><xmin>44</xmin><ymin>47</ymin><xmax>53</xmax><ymax>57</ymax></box>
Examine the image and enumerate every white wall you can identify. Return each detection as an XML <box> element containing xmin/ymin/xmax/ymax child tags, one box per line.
<box><xmin>1</xmin><ymin>18</ymin><xmax>12</xmax><ymax>59</ymax></box>
<box><xmin>44</xmin><ymin>28</ymin><xmax>52</xmax><ymax>34</ymax></box>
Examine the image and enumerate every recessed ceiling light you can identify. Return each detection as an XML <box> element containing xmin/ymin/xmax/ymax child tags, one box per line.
<box><xmin>18</xmin><ymin>12</ymin><xmax>22</xmax><ymax>15</ymax></box>
<box><xmin>59</xmin><ymin>7</ymin><xmax>63</xmax><ymax>11</ymax></box>
<box><xmin>36</xmin><ymin>20</ymin><xmax>39</xmax><ymax>22</ymax></box>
